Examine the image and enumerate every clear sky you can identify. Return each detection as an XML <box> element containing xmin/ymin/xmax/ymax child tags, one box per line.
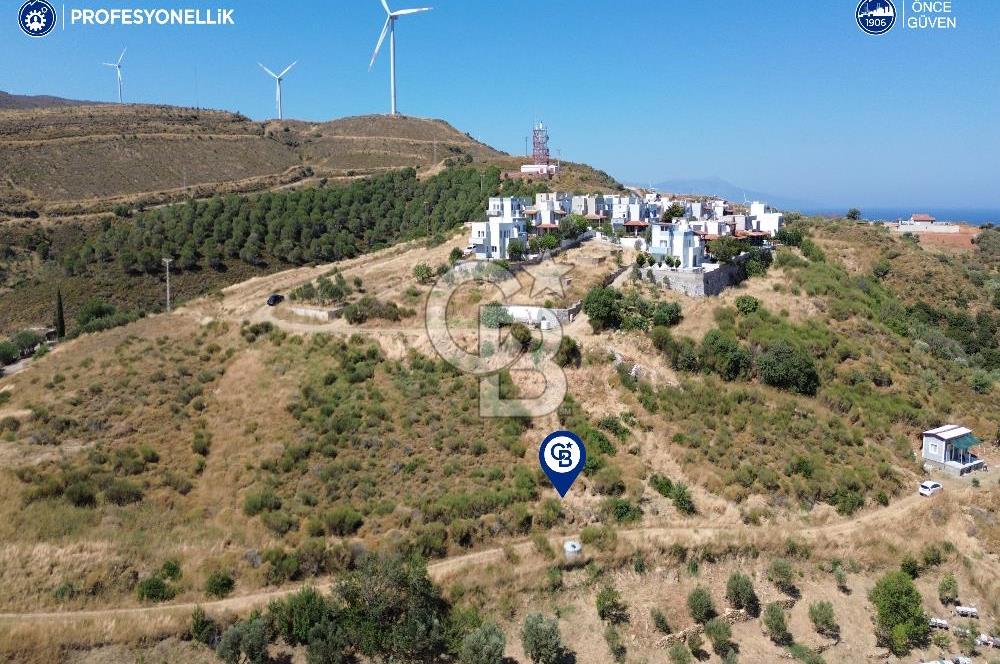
<box><xmin>3</xmin><ymin>0</ymin><xmax>999</xmax><ymax>208</ymax></box>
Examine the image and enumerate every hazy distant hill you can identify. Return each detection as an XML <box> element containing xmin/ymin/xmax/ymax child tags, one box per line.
<box><xmin>0</xmin><ymin>90</ymin><xmax>103</xmax><ymax>110</ymax></box>
<box><xmin>651</xmin><ymin>176</ymin><xmax>820</xmax><ymax>211</ymax></box>
<box><xmin>0</xmin><ymin>103</ymin><xmax>505</xmax><ymax>217</ymax></box>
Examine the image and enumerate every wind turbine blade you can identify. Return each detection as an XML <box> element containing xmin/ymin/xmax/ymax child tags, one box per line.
<box><xmin>369</xmin><ymin>17</ymin><xmax>391</xmax><ymax>70</ymax></box>
<box><xmin>117</xmin><ymin>48</ymin><xmax>127</xmax><ymax>65</ymax></box>
<box><xmin>102</xmin><ymin>62</ymin><xmax>117</xmax><ymax>67</ymax></box>
<box><xmin>392</xmin><ymin>7</ymin><xmax>431</xmax><ymax>15</ymax></box>
<box><xmin>258</xmin><ymin>63</ymin><xmax>278</xmax><ymax>78</ymax></box>
<box><xmin>277</xmin><ymin>61</ymin><xmax>298</xmax><ymax>78</ymax></box>
<box><xmin>380</xmin><ymin>0</ymin><xmax>391</xmax><ymax>14</ymax></box>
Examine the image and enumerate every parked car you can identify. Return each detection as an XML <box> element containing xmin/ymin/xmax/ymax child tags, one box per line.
<box><xmin>920</xmin><ymin>659</ymin><xmax>955</xmax><ymax>664</ymax></box>
<box><xmin>266</xmin><ymin>293</ymin><xmax>284</xmax><ymax>306</ymax></box>
<box><xmin>955</xmin><ymin>657</ymin><xmax>973</xmax><ymax>664</ymax></box>
<box><xmin>919</xmin><ymin>480</ymin><xmax>943</xmax><ymax>496</ymax></box>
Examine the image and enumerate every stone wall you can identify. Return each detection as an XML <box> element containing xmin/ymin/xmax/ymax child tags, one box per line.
<box><xmin>638</xmin><ymin>259</ymin><xmax>746</xmax><ymax>298</ymax></box>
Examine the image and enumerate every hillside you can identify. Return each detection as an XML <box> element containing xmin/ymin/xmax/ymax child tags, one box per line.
<box><xmin>0</xmin><ymin>91</ymin><xmax>103</xmax><ymax>110</ymax></box>
<box><xmin>0</xmin><ymin>219</ymin><xmax>998</xmax><ymax>663</ymax></box>
<box><xmin>0</xmin><ymin>104</ymin><xmax>504</xmax><ymax>218</ymax></box>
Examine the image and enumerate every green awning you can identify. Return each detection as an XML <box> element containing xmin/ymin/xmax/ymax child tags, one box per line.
<box><xmin>951</xmin><ymin>434</ymin><xmax>980</xmax><ymax>450</ymax></box>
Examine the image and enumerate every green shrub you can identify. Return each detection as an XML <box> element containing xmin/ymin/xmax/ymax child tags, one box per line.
<box><xmin>324</xmin><ymin>506</ymin><xmax>364</xmax><ymax>536</ymax></box>
<box><xmin>243</xmin><ymin>489</ymin><xmax>281</xmax><ymax>516</ymax></box>
<box><xmin>104</xmin><ymin>479</ymin><xmax>143</xmax><ymax>505</ymax></box>
<box><xmin>596</xmin><ymin>584</ymin><xmax>629</xmax><ymax>624</ymax></box>
<box><xmin>652</xmin><ymin>302</ymin><xmax>682</xmax><ymax>326</ymax></box>
<box><xmin>938</xmin><ymin>573</ymin><xmax>958</xmax><ymax>605</ymax></box>
<box><xmin>768</xmin><ymin>559</ymin><xmax>796</xmax><ymax>594</ymax></box>
<box><xmin>869</xmin><ymin>570</ymin><xmax>929</xmax><ymax>655</ymax></box>
<box><xmin>520</xmin><ymin>613</ymin><xmax>563</xmax><ymax>664</ymax></box>
<box><xmin>651</xmin><ymin>607</ymin><xmax>671</xmax><ymax>634</ymax></box>
<box><xmin>687</xmin><ymin>586</ymin><xmax>715</xmax><ymax>624</ymax></box>
<box><xmin>763</xmin><ymin>602</ymin><xmax>790</xmax><ymax>644</ymax></box>
<box><xmin>756</xmin><ymin>340</ymin><xmax>819</xmax><ymax>395</ymax></box>
<box><xmin>190</xmin><ymin>606</ymin><xmax>219</xmax><ymax>646</ymax></box>
<box><xmin>668</xmin><ymin>642</ymin><xmax>693</xmax><ymax>664</ymax></box>
<box><xmin>726</xmin><ymin>572</ymin><xmax>760</xmax><ymax>615</ymax></box>
<box><xmin>205</xmin><ymin>570</ymin><xmax>235</xmax><ymax>598</ymax></box>
<box><xmin>268</xmin><ymin>587</ymin><xmax>328</xmax><ymax>646</ymax></box>
<box><xmin>459</xmin><ymin>622</ymin><xmax>505</xmax><ymax>664</ymax></box>
<box><xmin>136</xmin><ymin>575</ymin><xmax>175</xmax><ymax>602</ymax></box>
<box><xmin>809</xmin><ymin>600</ymin><xmax>839</xmax><ymax>639</ymax></box>
<box><xmin>0</xmin><ymin>341</ymin><xmax>18</xmax><ymax>365</ymax></box>
<box><xmin>160</xmin><ymin>559</ymin><xmax>182</xmax><ymax>581</ymax></box>
<box><xmin>65</xmin><ymin>481</ymin><xmax>97</xmax><ymax>508</ymax></box>
<box><xmin>602</xmin><ymin>497</ymin><xmax>641</xmax><ymax>524</ymax></box>
<box><xmin>900</xmin><ymin>554</ymin><xmax>920</xmax><ymax>579</ymax></box>
<box><xmin>735</xmin><ymin>295</ymin><xmax>760</xmax><ymax>315</ymax></box>
<box><xmin>704</xmin><ymin>617</ymin><xmax>732</xmax><ymax>654</ymax></box>
<box><xmin>604</xmin><ymin>624</ymin><xmax>626</xmax><ymax>662</ymax></box>
<box><xmin>554</xmin><ymin>336</ymin><xmax>581</xmax><ymax>368</ymax></box>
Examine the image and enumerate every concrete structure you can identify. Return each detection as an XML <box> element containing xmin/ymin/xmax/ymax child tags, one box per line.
<box><xmin>650</xmin><ymin>220</ymin><xmax>705</xmax><ymax>269</ymax></box>
<box><xmin>749</xmin><ymin>201</ymin><xmax>784</xmax><ymax>236</ymax></box>
<box><xmin>921</xmin><ymin>424</ymin><xmax>985</xmax><ymax>476</ymax></box>
<box><xmin>894</xmin><ymin>213</ymin><xmax>960</xmax><ymax>233</ymax></box>
<box><xmin>470</xmin><ymin>197</ymin><xmax>529</xmax><ymax>260</ymax></box>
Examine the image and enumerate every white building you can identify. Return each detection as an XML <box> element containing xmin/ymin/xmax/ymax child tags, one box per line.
<box><xmin>749</xmin><ymin>201</ymin><xmax>784</xmax><ymax>236</ymax></box>
<box><xmin>528</xmin><ymin>192</ymin><xmax>572</xmax><ymax>230</ymax></box>
<box><xmin>469</xmin><ymin>197</ymin><xmax>529</xmax><ymax>259</ymax></box>
<box><xmin>921</xmin><ymin>424</ymin><xmax>985</xmax><ymax>476</ymax></box>
<box><xmin>649</xmin><ymin>221</ymin><xmax>705</xmax><ymax>269</ymax></box>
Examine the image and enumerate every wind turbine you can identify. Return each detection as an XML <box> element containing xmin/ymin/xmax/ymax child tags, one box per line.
<box><xmin>258</xmin><ymin>61</ymin><xmax>297</xmax><ymax>120</ymax></box>
<box><xmin>102</xmin><ymin>48</ymin><xmax>126</xmax><ymax>103</ymax></box>
<box><xmin>369</xmin><ymin>0</ymin><xmax>431</xmax><ymax>116</ymax></box>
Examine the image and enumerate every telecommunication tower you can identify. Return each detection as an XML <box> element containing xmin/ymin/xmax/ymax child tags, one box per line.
<box><xmin>532</xmin><ymin>121</ymin><xmax>550</xmax><ymax>165</ymax></box>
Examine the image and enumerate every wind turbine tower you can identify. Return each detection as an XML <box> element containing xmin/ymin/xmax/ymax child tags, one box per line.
<box><xmin>258</xmin><ymin>61</ymin><xmax>297</xmax><ymax>120</ymax></box>
<box><xmin>369</xmin><ymin>0</ymin><xmax>432</xmax><ymax>116</ymax></box>
<box><xmin>102</xmin><ymin>48</ymin><xmax>127</xmax><ymax>103</ymax></box>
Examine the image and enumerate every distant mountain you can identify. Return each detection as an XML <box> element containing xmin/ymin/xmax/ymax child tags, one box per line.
<box><xmin>0</xmin><ymin>90</ymin><xmax>104</xmax><ymax>110</ymax></box>
<box><xmin>648</xmin><ymin>176</ymin><xmax>821</xmax><ymax>211</ymax></box>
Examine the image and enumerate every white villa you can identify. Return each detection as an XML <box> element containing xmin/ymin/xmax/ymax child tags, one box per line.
<box><xmin>468</xmin><ymin>191</ymin><xmax>784</xmax><ymax>266</ymax></box>
<box><xmin>921</xmin><ymin>424</ymin><xmax>986</xmax><ymax>476</ymax></box>
<box><xmin>650</xmin><ymin>220</ymin><xmax>705</xmax><ymax>269</ymax></box>
<box><xmin>469</xmin><ymin>197</ymin><xmax>529</xmax><ymax>260</ymax></box>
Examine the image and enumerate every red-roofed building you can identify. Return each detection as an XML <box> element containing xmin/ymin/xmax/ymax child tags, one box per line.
<box><xmin>909</xmin><ymin>213</ymin><xmax>937</xmax><ymax>223</ymax></box>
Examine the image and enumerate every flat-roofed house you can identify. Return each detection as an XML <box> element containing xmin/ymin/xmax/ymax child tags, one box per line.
<box><xmin>921</xmin><ymin>424</ymin><xmax>986</xmax><ymax>476</ymax></box>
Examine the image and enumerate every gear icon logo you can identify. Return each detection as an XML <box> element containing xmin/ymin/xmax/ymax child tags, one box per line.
<box><xmin>18</xmin><ymin>0</ymin><xmax>56</xmax><ymax>37</ymax></box>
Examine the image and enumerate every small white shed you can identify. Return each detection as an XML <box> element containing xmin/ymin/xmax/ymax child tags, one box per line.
<box><xmin>922</xmin><ymin>425</ymin><xmax>985</xmax><ymax>476</ymax></box>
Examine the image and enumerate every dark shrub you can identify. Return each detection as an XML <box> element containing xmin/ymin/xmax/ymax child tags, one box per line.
<box><xmin>205</xmin><ymin>570</ymin><xmax>235</xmax><ymax>598</ymax></box>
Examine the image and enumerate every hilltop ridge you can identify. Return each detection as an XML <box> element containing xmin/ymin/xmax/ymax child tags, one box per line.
<box><xmin>0</xmin><ymin>102</ymin><xmax>505</xmax><ymax>217</ymax></box>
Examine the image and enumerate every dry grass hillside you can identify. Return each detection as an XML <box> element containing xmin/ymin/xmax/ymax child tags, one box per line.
<box><xmin>0</xmin><ymin>221</ymin><xmax>999</xmax><ymax>663</ymax></box>
<box><xmin>0</xmin><ymin>104</ymin><xmax>504</xmax><ymax>218</ymax></box>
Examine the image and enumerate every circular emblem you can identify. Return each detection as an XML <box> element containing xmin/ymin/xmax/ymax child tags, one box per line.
<box><xmin>540</xmin><ymin>431</ymin><xmax>583</xmax><ymax>475</ymax></box>
<box><xmin>19</xmin><ymin>0</ymin><xmax>56</xmax><ymax>37</ymax></box>
<box><xmin>856</xmin><ymin>0</ymin><xmax>896</xmax><ymax>35</ymax></box>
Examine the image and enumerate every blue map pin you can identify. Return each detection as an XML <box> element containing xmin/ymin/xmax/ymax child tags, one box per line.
<box><xmin>539</xmin><ymin>430</ymin><xmax>586</xmax><ymax>498</ymax></box>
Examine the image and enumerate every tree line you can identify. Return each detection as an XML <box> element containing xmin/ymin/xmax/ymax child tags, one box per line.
<box><xmin>62</xmin><ymin>167</ymin><xmax>506</xmax><ymax>277</ymax></box>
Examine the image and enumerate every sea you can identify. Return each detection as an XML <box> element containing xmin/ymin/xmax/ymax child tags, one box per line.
<box><xmin>801</xmin><ymin>208</ymin><xmax>999</xmax><ymax>226</ymax></box>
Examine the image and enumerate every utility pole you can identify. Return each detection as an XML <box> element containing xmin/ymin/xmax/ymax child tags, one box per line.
<box><xmin>162</xmin><ymin>258</ymin><xmax>173</xmax><ymax>313</ymax></box>
<box><xmin>524</xmin><ymin>136</ymin><xmax>529</xmax><ymax>159</ymax></box>
<box><xmin>480</xmin><ymin>172</ymin><xmax>485</xmax><ymax>193</ymax></box>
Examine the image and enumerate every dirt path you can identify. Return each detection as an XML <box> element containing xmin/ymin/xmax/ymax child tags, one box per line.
<box><xmin>0</xmin><ymin>492</ymin><xmax>940</xmax><ymax>625</ymax></box>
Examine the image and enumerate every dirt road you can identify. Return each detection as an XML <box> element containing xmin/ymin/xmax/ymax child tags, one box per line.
<box><xmin>0</xmin><ymin>490</ymin><xmax>941</xmax><ymax>625</ymax></box>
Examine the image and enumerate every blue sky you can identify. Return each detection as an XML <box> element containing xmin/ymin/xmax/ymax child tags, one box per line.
<box><xmin>3</xmin><ymin>0</ymin><xmax>999</xmax><ymax>208</ymax></box>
